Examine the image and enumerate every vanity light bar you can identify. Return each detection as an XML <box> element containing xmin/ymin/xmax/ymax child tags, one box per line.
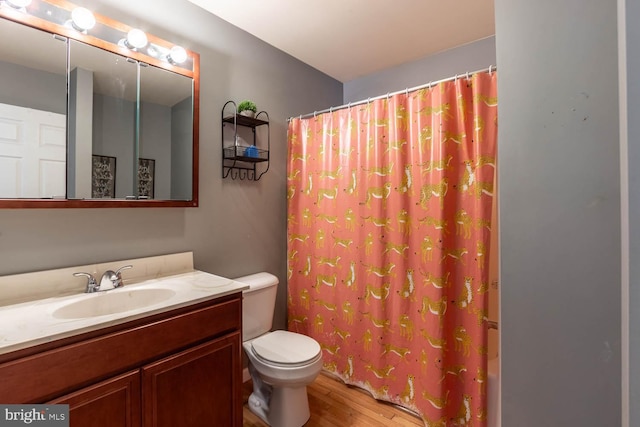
<box><xmin>123</xmin><ymin>28</ymin><xmax>147</xmax><ymax>50</ymax></box>
<box><xmin>0</xmin><ymin>0</ymin><xmax>194</xmax><ymax>73</ymax></box>
<box><xmin>70</xmin><ymin>7</ymin><xmax>95</xmax><ymax>32</ymax></box>
<box><xmin>4</xmin><ymin>0</ymin><xmax>31</xmax><ymax>9</ymax></box>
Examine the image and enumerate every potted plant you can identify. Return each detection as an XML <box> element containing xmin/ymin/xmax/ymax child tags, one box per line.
<box><xmin>237</xmin><ymin>100</ymin><xmax>257</xmax><ymax>118</ymax></box>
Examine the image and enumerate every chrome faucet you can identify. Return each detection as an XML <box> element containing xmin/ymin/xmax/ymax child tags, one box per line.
<box><xmin>99</xmin><ymin>265</ymin><xmax>133</xmax><ymax>291</ymax></box>
<box><xmin>73</xmin><ymin>265</ymin><xmax>133</xmax><ymax>293</ymax></box>
<box><xmin>73</xmin><ymin>272</ymin><xmax>98</xmax><ymax>293</ymax></box>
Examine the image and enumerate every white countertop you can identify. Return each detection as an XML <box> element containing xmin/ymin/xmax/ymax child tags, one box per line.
<box><xmin>0</xmin><ymin>270</ymin><xmax>248</xmax><ymax>355</ymax></box>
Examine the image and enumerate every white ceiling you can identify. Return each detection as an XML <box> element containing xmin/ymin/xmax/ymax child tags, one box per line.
<box><xmin>186</xmin><ymin>0</ymin><xmax>495</xmax><ymax>83</ymax></box>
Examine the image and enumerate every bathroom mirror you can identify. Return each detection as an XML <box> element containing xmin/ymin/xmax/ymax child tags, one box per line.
<box><xmin>0</xmin><ymin>17</ymin><xmax>67</xmax><ymax>199</ymax></box>
<box><xmin>0</xmin><ymin>0</ymin><xmax>199</xmax><ymax>208</ymax></box>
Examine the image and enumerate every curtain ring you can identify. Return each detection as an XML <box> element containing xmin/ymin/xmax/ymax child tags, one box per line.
<box><xmin>347</xmin><ymin>102</ymin><xmax>351</xmax><ymax>109</ymax></box>
<box><xmin>405</xmin><ymin>88</ymin><xmax>409</xmax><ymax>96</ymax></box>
<box><xmin>299</xmin><ymin>114</ymin><xmax>302</xmax><ymax>120</ymax></box>
<box><xmin>367</xmin><ymin>97</ymin><xmax>371</xmax><ymax>104</ymax></box>
<box><xmin>314</xmin><ymin>111</ymin><xmax>317</xmax><ymax>118</ymax></box>
<box><xmin>466</xmin><ymin>71</ymin><xmax>470</xmax><ymax>80</ymax></box>
<box><xmin>386</xmin><ymin>92</ymin><xmax>390</xmax><ymax>100</ymax></box>
<box><xmin>489</xmin><ymin>65</ymin><xmax>493</xmax><ymax>75</ymax></box>
<box><xmin>329</xmin><ymin>106</ymin><xmax>333</xmax><ymax>113</ymax></box>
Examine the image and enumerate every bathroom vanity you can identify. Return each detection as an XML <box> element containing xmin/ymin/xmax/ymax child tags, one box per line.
<box><xmin>0</xmin><ymin>253</ymin><xmax>246</xmax><ymax>427</ymax></box>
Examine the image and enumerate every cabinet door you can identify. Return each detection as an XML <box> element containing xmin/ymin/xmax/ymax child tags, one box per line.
<box><xmin>142</xmin><ymin>333</ymin><xmax>242</xmax><ymax>427</ymax></box>
<box><xmin>48</xmin><ymin>370</ymin><xmax>141</xmax><ymax>427</ymax></box>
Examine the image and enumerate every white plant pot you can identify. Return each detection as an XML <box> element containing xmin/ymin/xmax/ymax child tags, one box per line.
<box><xmin>239</xmin><ymin>110</ymin><xmax>256</xmax><ymax>118</ymax></box>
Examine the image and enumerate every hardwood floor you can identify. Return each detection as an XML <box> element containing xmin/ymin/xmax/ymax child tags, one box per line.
<box><xmin>243</xmin><ymin>372</ymin><xmax>424</xmax><ymax>426</ymax></box>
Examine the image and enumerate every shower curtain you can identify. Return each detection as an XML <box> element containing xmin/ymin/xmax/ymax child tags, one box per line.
<box><xmin>287</xmin><ymin>71</ymin><xmax>497</xmax><ymax>426</ymax></box>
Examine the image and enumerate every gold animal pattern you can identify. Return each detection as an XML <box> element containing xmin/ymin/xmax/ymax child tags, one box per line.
<box><xmin>384</xmin><ymin>240</ymin><xmax>410</xmax><ymax>258</ymax></box>
<box><xmin>421</xmin><ymin>329</ymin><xmax>448</xmax><ymax>352</ymax></box>
<box><xmin>397</xmin><ymin>165</ymin><xmax>413</xmax><ymax>195</ymax></box>
<box><xmin>363</xmin><ymin>282</ymin><xmax>391</xmax><ymax>305</ymax></box>
<box><xmin>342</xmin><ymin>261</ymin><xmax>357</xmax><ymax>291</ymax></box>
<box><xmin>420</xmin><ymin>155</ymin><xmax>454</xmax><ymax>173</ymax></box>
<box><xmin>363</xmin><ymin>182</ymin><xmax>393</xmax><ymax>208</ymax></box>
<box><xmin>362</xmin><ymin>215</ymin><xmax>394</xmax><ymax>231</ymax></box>
<box><xmin>397</xmin><ymin>210</ymin><xmax>412</xmax><ymax>236</ymax></box>
<box><xmin>381</xmin><ymin>343</ymin><xmax>411</xmax><ymax>361</ymax></box>
<box><xmin>400</xmin><ymin>268</ymin><xmax>417</xmax><ymax>301</ymax></box>
<box><xmin>287</xmin><ymin>72</ymin><xmax>498</xmax><ymax>424</ymax></box>
<box><xmin>315</xmin><ymin>228</ymin><xmax>325</xmax><ymax>248</ymax></box>
<box><xmin>344</xmin><ymin>208</ymin><xmax>356</xmax><ymax>231</ymax></box>
<box><xmin>422</xmin><ymin>271</ymin><xmax>451</xmax><ymax>289</ymax></box>
<box><xmin>455</xmin><ymin>209</ymin><xmax>473</xmax><ymax>239</ymax></box>
<box><xmin>418</xmin><ymin>178</ymin><xmax>449</xmax><ymax>210</ymax></box>
<box><xmin>420</xmin><ymin>295</ymin><xmax>448</xmax><ymax>322</ymax></box>
<box><xmin>399</xmin><ymin>374</ymin><xmax>416</xmax><ymax>405</ymax></box>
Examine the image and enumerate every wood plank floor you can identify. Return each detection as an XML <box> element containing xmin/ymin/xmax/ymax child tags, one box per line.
<box><xmin>243</xmin><ymin>372</ymin><xmax>424</xmax><ymax>426</ymax></box>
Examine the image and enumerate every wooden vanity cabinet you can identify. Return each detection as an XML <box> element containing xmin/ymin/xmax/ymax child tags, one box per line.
<box><xmin>0</xmin><ymin>293</ymin><xmax>243</xmax><ymax>427</ymax></box>
<box><xmin>142</xmin><ymin>335</ymin><xmax>239</xmax><ymax>427</ymax></box>
<box><xmin>49</xmin><ymin>370</ymin><xmax>141</xmax><ymax>427</ymax></box>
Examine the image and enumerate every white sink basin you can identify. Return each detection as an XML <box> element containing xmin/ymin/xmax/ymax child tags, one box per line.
<box><xmin>52</xmin><ymin>288</ymin><xmax>176</xmax><ymax>319</ymax></box>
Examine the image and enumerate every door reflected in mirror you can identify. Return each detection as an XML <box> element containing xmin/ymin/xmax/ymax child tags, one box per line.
<box><xmin>0</xmin><ymin>18</ymin><xmax>67</xmax><ymax>198</ymax></box>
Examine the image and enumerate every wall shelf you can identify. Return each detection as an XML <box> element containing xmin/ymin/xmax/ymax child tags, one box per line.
<box><xmin>221</xmin><ymin>101</ymin><xmax>270</xmax><ymax>181</ymax></box>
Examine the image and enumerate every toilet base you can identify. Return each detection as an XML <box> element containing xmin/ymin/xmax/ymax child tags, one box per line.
<box><xmin>267</xmin><ymin>384</ymin><xmax>311</xmax><ymax>427</ymax></box>
<box><xmin>248</xmin><ymin>383</ymin><xmax>311</xmax><ymax>427</ymax></box>
<box><xmin>247</xmin><ymin>363</ymin><xmax>311</xmax><ymax>427</ymax></box>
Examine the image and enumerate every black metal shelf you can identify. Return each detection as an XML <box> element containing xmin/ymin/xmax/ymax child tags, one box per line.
<box><xmin>221</xmin><ymin>101</ymin><xmax>270</xmax><ymax>181</ymax></box>
<box><xmin>222</xmin><ymin>146</ymin><xmax>269</xmax><ymax>163</ymax></box>
<box><xmin>222</xmin><ymin>114</ymin><xmax>269</xmax><ymax>128</ymax></box>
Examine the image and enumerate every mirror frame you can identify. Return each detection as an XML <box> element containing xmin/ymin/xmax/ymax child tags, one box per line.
<box><xmin>0</xmin><ymin>1</ymin><xmax>199</xmax><ymax>208</ymax></box>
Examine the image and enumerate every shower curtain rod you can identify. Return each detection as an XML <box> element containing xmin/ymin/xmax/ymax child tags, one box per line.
<box><xmin>289</xmin><ymin>65</ymin><xmax>497</xmax><ymax>121</ymax></box>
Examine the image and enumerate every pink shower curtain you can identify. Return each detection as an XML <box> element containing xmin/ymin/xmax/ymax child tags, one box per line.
<box><xmin>287</xmin><ymin>71</ymin><xmax>497</xmax><ymax>425</ymax></box>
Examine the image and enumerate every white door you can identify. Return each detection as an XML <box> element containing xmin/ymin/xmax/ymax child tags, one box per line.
<box><xmin>0</xmin><ymin>102</ymin><xmax>66</xmax><ymax>198</ymax></box>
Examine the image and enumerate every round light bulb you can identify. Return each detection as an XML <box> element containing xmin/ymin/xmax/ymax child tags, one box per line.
<box><xmin>126</xmin><ymin>28</ymin><xmax>147</xmax><ymax>49</ymax></box>
<box><xmin>168</xmin><ymin>46</ymin><xmax>187</xmax><ymax>64</ymax></box>
<box><xmin>5</xmin><ymin>0</ymin><xmax>31</xmax><ymax>8</ymax></box>
<box><xmin>71</xmin><ymin>7</ymin><xmax>95</xmax><ymax>32</ymax></box>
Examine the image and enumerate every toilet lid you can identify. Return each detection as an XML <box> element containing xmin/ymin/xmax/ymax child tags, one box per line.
<box><xmin>251</xmin><ymin>330</ymin><xmax>321</xmax><ymax>365</ymax></box>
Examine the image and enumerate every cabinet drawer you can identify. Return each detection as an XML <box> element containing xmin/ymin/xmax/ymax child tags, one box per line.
<box><xmin>0</xmin><ymin>295</ymin><xmax>241</xmax><ymax>403</ymax></box>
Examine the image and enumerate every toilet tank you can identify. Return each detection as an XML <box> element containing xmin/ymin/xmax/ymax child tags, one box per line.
<box><xmin>233</xmin><ymin>272</ymin><xmax>278</xmax><ymax>341</ymax></box>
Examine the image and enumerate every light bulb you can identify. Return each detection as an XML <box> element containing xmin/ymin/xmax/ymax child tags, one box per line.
<box><xmin>125</xmin><ymin>28</ymin><xmax>147</xmax><ymax>49</ymax></box>
<box><xmin>71</xmin><ymin>7</ymin><xmax>95</xmax><ymax>32</ymax></box>
<box><xmin>168</xmin><ymin>46</ymin><xmax>187</xmax><ymax>64</ymax></box>
<box><xmin>5</xmin><ymin>0</ymin><xmax>31</xmax><ymax>8</ymax></box>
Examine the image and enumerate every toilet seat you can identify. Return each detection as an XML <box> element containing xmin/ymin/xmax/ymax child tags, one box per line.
<box><xmin>251</xmin><ymin>330</ymin><xmax>321</xmax><ymax>367</ymax></box>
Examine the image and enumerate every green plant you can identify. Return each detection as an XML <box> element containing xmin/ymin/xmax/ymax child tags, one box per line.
<box><xmin>237</xmin><ymin>100</ymin><xmax>257</xmax><ymax>113</ymax></box>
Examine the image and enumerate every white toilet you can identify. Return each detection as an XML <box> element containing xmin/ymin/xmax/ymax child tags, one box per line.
<box><xmin>235</xmin><ymin>272</ymin><xmax>323</xmax><ymax>427</ymax></box>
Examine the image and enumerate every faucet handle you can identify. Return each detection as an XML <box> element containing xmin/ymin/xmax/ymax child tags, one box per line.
<box><xmin>113</xmin><ymin>265</ymin><xmax>133</xmax><ymax>288</ymax></box>
<box><xmin>115</xmin><ymin>265</ymin><xmax>133</xmax><ymax>276</ymax></box>
<box><xmin>73</xmin><ymin>272</ymin><xmax>98</xmax><ymax>293</ymax></box>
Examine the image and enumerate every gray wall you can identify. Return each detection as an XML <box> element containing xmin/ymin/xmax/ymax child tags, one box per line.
<box><xmin>92</xmin><ymin>93</ymin><xmax>136</xmax><ymax>198</ymax></box>
<box><xmin>495</xmin><ymin>0</ymin><xmax>621</xmax><ymax>425</ymax></box>
<box><xmin>0</xmin><ymin>60</ymin><xmax>66</xmax><ymax>114</ymax></box>
<box><xmin>0</xmin><ymin>0</ymin><xmax>342</xmax><ymax>332</ymax></box>
<box><xmin>171</xmin><ymin>96</ymin><xmax>193</xmax><ymax>200</ymax></box>
<box><xmin>139</xmin><ymin>101</ymin><xmax>172</xmax><ymax>200</ymax></box>
<box><xmin>343</xmin><ymin>36</ymin><xmax>496</xmax><ymax>104</ymax></box>
<box><xmin>68</xmin><ymin>67</ymin><xmax>94</xmax><ymax>199</ymax></box>
<box><xmin>625</xmin><ymin>0</ymin><xmax>640</xmax><ymax>423</ymax></box>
